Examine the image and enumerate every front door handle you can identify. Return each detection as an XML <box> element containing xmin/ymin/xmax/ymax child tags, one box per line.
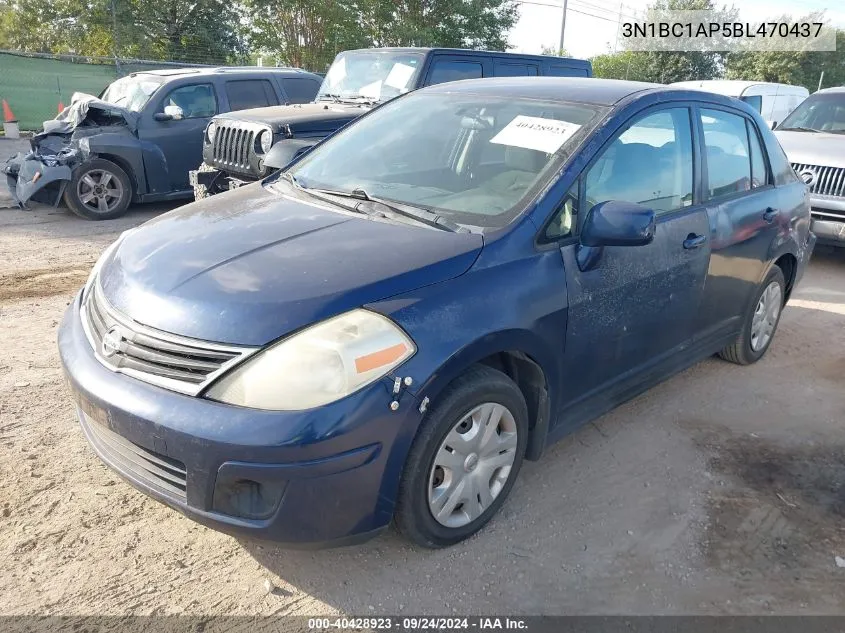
<box><xmin>683</xmin><ymin>233</ymin><xmax>707</xmax><ymax>249</ymax></box>
<box><xmin>763</xmin><ymin>207</ymin><xmax>780</xmax><ymax>223</ymax></box>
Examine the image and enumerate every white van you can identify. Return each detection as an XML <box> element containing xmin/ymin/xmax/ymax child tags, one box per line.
<box><xmin>671</xmin><ymin>80</ymin><xmax>809</xmax><ymax>128</ymax></box>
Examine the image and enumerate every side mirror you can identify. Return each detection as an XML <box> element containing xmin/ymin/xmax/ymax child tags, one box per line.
<box><xmin>155</xmin><ymin>105</ymin><xmax>184</xmax><ymax>121</ymax></box>
<box><xmin>264</xmin><ymin>138</ymin><xmax>318</xmax><ymax>170</ymax></box>
<box><xmin>581</xmin><ymin>200</ymin><xmax>656</xmax><ymax>248</ymax></box>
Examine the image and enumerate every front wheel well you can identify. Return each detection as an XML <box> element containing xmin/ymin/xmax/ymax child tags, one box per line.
<box><xmin>774</xmin><ymin>253</ymin><xmax>797</xmax><ymax>300</ymax></box>
<box><xmin>93</xmin><ymin>153</ymin><xmax>139</xmax><ymax>198</ymax></box>
<box><xmin>477</xmin><ymin>351</ymin><xmax>550</xmax><ymax>461</ymax></box>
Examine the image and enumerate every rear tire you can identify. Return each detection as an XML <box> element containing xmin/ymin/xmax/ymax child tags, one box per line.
<box><xmin>64</xmin><ymin>158</ymin><xmax>132</xmax><ymax>220</ymax></box>
<box><xmin>719</xmin><ymin>265</ymin><xmax>786</xmax><ymax>365</ymax></box>
<box><xmin>394</xmin><ymin>365</ymin><xmax>528</xmax><ymax>548</ymax></box>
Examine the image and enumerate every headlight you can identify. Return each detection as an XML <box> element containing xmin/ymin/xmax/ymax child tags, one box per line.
<box><xmin>259</xmin><ymin>129</ymin><xmax>272</xmax><ymax>154</ymax></box>
<box><xmin>205</xmin><ymin>309</ymin><xmax>415</xmax><ymax>411</ymax></box>
<box><xmin>82</xmin><ymin>235</ymin><xmax>125</xmax><ymax>300</ymax></box>
<box><xmin>206</xmin><ymin>121</ymin><xmax>217</xmax><ymax>144</ymax></box>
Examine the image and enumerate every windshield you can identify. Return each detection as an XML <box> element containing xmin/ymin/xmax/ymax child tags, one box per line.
<box><xmin>101</xmin><ymin>75</ymin><xmax>163</xmax><ymax>112</ymax></box>
<box><xmin>316</xmin><ymin>51</ymin><xmax>424</xmax><ymax>104</ymax></box>
<box><xmin>778</xmin><ymin>92</ymin><xmax>845</xmax><ymax>132</ymax></box>
<box><xmin>284</xmin><ymin>91</ymin><xmax>606</xmax><ymax>227</ymax></box>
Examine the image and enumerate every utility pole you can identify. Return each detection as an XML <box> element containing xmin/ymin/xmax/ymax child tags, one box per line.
<box><xmin>558</xmin><ymin>0</ymin><xmax>568</xmax><ymax>54</ymax></box>
<box><xmin>818</xmin><ymin>71</ymin><xmax>825</xmax><ymax>91</ymax></box>
<box><xmin>614</xmin><ymin>2</ymin><xmax>624</xmax><ymax>53</ymax></box>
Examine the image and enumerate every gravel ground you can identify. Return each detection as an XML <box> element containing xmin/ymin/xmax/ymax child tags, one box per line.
<box><xmin>1</xmin><ymin>158</ymin><xmax>845</xmax><ymax>616</ymax></box>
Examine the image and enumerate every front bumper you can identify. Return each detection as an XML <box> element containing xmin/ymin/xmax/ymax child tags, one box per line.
<box><xmin>58</xmin><ymin>293</ymin><xmax>423</xmax><ymax>547</ymax></box>
<box><xmin>810</xmin><ymin>195</ymin><xmax>845</xmax><ymax>246</ymax></box>
<box><xmin>188</xmin><ymin>168</ymin><xmax>256</xmax><ymax>196</ymax></box>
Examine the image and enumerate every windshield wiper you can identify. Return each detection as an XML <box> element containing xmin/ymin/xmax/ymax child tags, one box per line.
<box><xmin>346</xmin><ymin>188</ymin><xmax>459</xmax><ymax>232</ymax></box>
<box><xmin>315</xmin><ymin>93</ymin><xmax>342</xmax><ymax>103</ymax></box>
<box><xmin>281</xmin><ymin>174</ymin><xmax>369</xmax><ymax>214</ymax></box>
<box><xmin>778</xmin><ymin>126</ymin><xmax>820</xmax><ymax>133</ymax></box>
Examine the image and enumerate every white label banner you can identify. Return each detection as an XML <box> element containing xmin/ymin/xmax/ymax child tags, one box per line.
<box><xmin>490</xmin><ymin>115</ymin><xmax>581</xmax><ymax>154</ymax></box>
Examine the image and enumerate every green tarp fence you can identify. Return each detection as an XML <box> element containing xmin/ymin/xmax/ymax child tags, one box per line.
<box><xmin>0</xmin><ymin>51</ymin><xmax>206</xmax><ymax>131</ymax></box>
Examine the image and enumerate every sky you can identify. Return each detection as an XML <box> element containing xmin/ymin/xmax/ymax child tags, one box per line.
<box><xmin>508</xmin><ymin>0</ymin><xmax>845</xmax><ymax>59</ymax></box>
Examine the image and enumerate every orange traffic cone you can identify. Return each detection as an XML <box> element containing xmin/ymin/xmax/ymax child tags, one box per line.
<box><xmin>2</xmin><ymin>99</ymin><xmax>16</xmax><ymax>122</ymax></box>
<box><xmin>2</xmin><ymin>99</ymin><xmax>20</xmax><ymax>139</ymax></box>
<box><xmin>58</xmin><ymin>101</ymin><xmax>65</xmax><ymax>114</ymax></box>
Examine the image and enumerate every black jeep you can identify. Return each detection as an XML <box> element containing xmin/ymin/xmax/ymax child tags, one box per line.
<box><xmin>191</xmin><ymin>47</ymin><xmax>592</xmax><ymax>198</ymax></box>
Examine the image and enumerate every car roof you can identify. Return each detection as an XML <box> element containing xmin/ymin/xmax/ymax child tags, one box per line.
<box><xmin>129</xmin><ymin>67</ymin><xmax>319</xmax><ymax>81</ymax></box>
<box><xmin>343</xmin><ymin>47</ymin><xmax>590</xmax><ymax>63</ymax></box>
<box><xmin>423</xmin><ymin>77</ymin><xmax>661</xmax><ymax>106</ymax></box>
<box><xmin>815</xmin><ymin>86</ymin><xmax>845</xmax><ymax>95</ymax></box>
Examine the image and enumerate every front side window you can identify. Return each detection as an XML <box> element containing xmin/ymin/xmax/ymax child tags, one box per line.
<box><xmin>700</xmin><ymin>108</ymin><xmax>751</xmax><ymax>198</ymax></box>
<box><xmin>161</xmin><ymin>84</ymin><xmax>217</xmax><ymax>119</ymax></box>
<box><xmin>225</xmin><ymin>80</ymin><xmax>277</xmax><ymax>111</ymax></box>
<box><xmin>283</xmin><ymin>92</ymin><xmax>607</xmax><ymax>227</ymax></box>
<box><xmin>428</xmin><ymin>61</ymin><xmax>483</xmax><ymax>86</ymax></box>
<box><xmin>585</xmin><ymin>108</ymin><xmax>694</xmax><ymax>215</ymax></box>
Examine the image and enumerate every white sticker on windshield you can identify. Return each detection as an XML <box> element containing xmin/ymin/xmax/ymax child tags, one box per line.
<box><xmin>490</xmin><ymin>115</ymin><xmax>581</xmax><ymax>154</ymax></box>
<box><xmin>359</xmin><ymin>80</ymin><xmax>383</xmax><ymax>99</ymax></box>
<box><xmin>385</xmin><ymin>63</ymin><xmax>416</xmax><ymax>90</ymax></box>
<box><xmin>326</xmin><ymin>56</ymin><xmax>347</xmax><ymax>87</ymax></box>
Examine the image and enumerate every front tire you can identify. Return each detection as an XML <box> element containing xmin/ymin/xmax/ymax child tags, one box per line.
<box><xmin>64</xmin><ymin>158</ymin><xmax>132</xmax><ymax>220</ymax></box>
<box><xmin>719</xmin><ymin>265</ymin><xmax>786</xmax><ymax>365</ymax></box>
<box><xmin>394</xmin><ymin>365</ymin><xmax>528</xmax><ymax>548</ymax></box>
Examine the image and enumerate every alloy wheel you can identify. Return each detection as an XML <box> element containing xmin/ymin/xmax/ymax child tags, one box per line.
<box><xmin>750</xmin><ymin>280</ymin><xmax>783</xmax><ymax>352</ymax></box>
<box><xmin>77</xmin><ymin>169</ymin><xmax>124</xmax><ymax>215</ymax></box>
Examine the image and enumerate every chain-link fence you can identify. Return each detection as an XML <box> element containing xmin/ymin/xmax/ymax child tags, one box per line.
<box><xmin>0</xmin><ymin>50</ymin><xmax>218</xmax><ymax>131</ymax></box>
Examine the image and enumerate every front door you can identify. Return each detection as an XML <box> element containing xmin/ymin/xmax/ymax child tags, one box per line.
<box><xmin>140</xmin><ymin>82</ymin><xmax>218</xmax><ymax>192</ymax></box>
<box><xmin>556</xmin><ymin>106</ymin><xmax>712</xmax><ymax>412</ymax></box>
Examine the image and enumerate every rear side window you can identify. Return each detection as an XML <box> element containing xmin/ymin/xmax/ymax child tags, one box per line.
<box><xmin>493</xmin><ymin>63</ymin><xmax>538</xmax><ymax>77</ymax></box>
<box><xmin>546</xmin><ymin>65</ymin><xmax>588</xmax><ymax>77</ymax></box>
<box><xmin>741</xmin><ymin>95</ymin><xmax>762</xmax><ymax>113</ymax></box>
<box><xmin>428</xmin><ymin>61</ymin><xmax>483</xmax><ymax>86</ymax></box>
<box><xmin>747</xmin><ymin>120</ymin><xmax>769</xmax><ymax>188</ymax></box>
<box><xmin>700</xmin><ymin>109</ymin><xmax>753</xmax><ymax>198</ymax></box>
<box><xmin>282</xmin><ymin>78</ymin><xmax>320</xmax><ymax>104</ymax></box>
<box><xmin>225</xmin><ymin>79</ymin><xmax>278</xmax><ymax>111</ymax></box>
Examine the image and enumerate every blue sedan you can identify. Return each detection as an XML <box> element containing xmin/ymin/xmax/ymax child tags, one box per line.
<box><xmin>58</xmin><ymin>77</ymin><xmax>815</xmax><ymax>548</ymax></box>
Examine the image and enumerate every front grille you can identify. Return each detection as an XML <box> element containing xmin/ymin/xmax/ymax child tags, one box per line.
<box><xmin>211</xmin><ymin>121</ymin><xmax>265</xmax><ymax>174</ymax></box>
<box><xmin>792</xmin><ymin>163</ymin><xmax>845</xmax><ymax>198</ymax></box>
<box><xmin>81</xmin><ymin>281</ymin><xmax>257</xmax><ymax>396</ymax></box>
<box><xmin>80</xmin><ymin>408</ymin><xmax>187</xmax><ymax>501</ymax></box>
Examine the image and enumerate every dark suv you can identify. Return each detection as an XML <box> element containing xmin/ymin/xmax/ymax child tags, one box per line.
<box><xmin>2</xmin><ymin>66</ymin><xmax>322</xmax><ymax>219</ymax></box>
<box><xmin>191</xmin><ymin>48</ymin><xmax>592</xmax><ymax>197</ymax></box>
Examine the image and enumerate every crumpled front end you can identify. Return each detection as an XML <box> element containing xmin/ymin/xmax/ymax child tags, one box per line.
<box><xmin>1</xmin><ymin>93</ymin><xmax>136</xmax><ymax>207</ymax></box>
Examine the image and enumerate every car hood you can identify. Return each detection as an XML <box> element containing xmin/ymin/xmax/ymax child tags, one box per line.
<box><xmin>214</xmin><ymin>102</ymin><xmax>369</xmax><ymax>134</ymax></box>
<box><xmin>98</xmin><ymin>183</ymin><xmax>483</xmax><ymax>346</ymax></box>
<box><xmin>774</xmin><ymin>130</ymin><xmax>845</xmax><ymax>168</ymax></box>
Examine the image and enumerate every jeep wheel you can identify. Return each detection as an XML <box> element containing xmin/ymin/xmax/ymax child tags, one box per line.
<box><xmin>64</xmin><ymin>158</ymin><xmax>132</xmax><ymax>220</ymax></box>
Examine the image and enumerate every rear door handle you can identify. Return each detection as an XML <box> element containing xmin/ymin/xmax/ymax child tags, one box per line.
<box><xmin>683</xmin><ymin>234</ymin><xmax>707</xmax><ymax>249</ymax></box>
<box><xmin>763</xmin><ymin>207</ymin><xmax>780</xmax><ymax>223</ymax></box>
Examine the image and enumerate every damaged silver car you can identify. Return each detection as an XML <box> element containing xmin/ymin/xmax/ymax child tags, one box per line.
<box><xmin>2</xmin><ymin>67</ymin><xmax>321</xmax><ymax>220</ymax></box>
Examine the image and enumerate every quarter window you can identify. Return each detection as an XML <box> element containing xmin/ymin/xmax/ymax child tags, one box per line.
<box><xmin>700</xmin><ymin>109</ymin><xmax>751</xmax><ymax>198</ymax></box>
<box><xmin>225</xmin><ymin>79</ymin><xmax>278</xmax><ymax>111</ymax></box>
<box><xmin>585</xmin><ymin>108</ymin><xmax>694</xmax><ymax>215</ymax></box>
<box><xmin>740</xmin><ymin>95</ymin><xmax>762</xmax><ymax>113</ymax></box>
<box><xmin>747</xmin><ymin>120</ymin><xmax>769</xmax><ymax>188</ymax></box>
<box><xmin>544</xmin><ymin>182</ymin><xmax>578</xmax><ymax>241</ymax></box>
<box><xmin>428</xmin><ymin>61</ymin><xmax>483</xmax><ymax>86</ymax></box>
<box><xmin>161</xmin><ymin>84</ymin><xmax>217</xmax><ymax>119</ymax></box>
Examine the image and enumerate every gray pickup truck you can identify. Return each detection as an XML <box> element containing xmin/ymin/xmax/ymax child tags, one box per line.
<box><xmin>2</xmin><ymin>66</ymin><xmax>322</xmax><ymax>219</ymax></box>
<box><xmin>191</xmin><ymin>47</ymin><xmax>592</xmax><ymax>198</ymax></box>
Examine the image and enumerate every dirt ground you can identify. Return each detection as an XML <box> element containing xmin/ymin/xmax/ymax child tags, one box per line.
<box><xmin>2</xmin><ymin>135</ymin><xmax>845</xmax><ymax>616</ymax></box>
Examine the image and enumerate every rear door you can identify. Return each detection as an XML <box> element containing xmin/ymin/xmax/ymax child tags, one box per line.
<box><xmin>694</xmin><ymin>105</ymin><xmax>784</xmax><ymax>341</ymax></box>
<box><xmin>423</xmin><ymin>54</ymin><xmax>491</xmax><ymax>87</ymax></box>
<box><xmin>554</xmin><ymin>106</ymin><xmax>712</xmax><ymax>407</ymax></box>
<box><xmin>140</xmin><ymin>81</ymin><xmax>218</xmax><ymax>191</ymax></box>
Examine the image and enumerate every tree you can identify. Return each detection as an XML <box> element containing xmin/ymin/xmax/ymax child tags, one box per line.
<box><xmin>725</xmin><ymin>16</ymin><xmax>845</xmax><ymax>92</ymax></box>
<box><xmin>591</xmin><ymin>0</ymin><xmax>735</xmax><ymax>84</ymax></box>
